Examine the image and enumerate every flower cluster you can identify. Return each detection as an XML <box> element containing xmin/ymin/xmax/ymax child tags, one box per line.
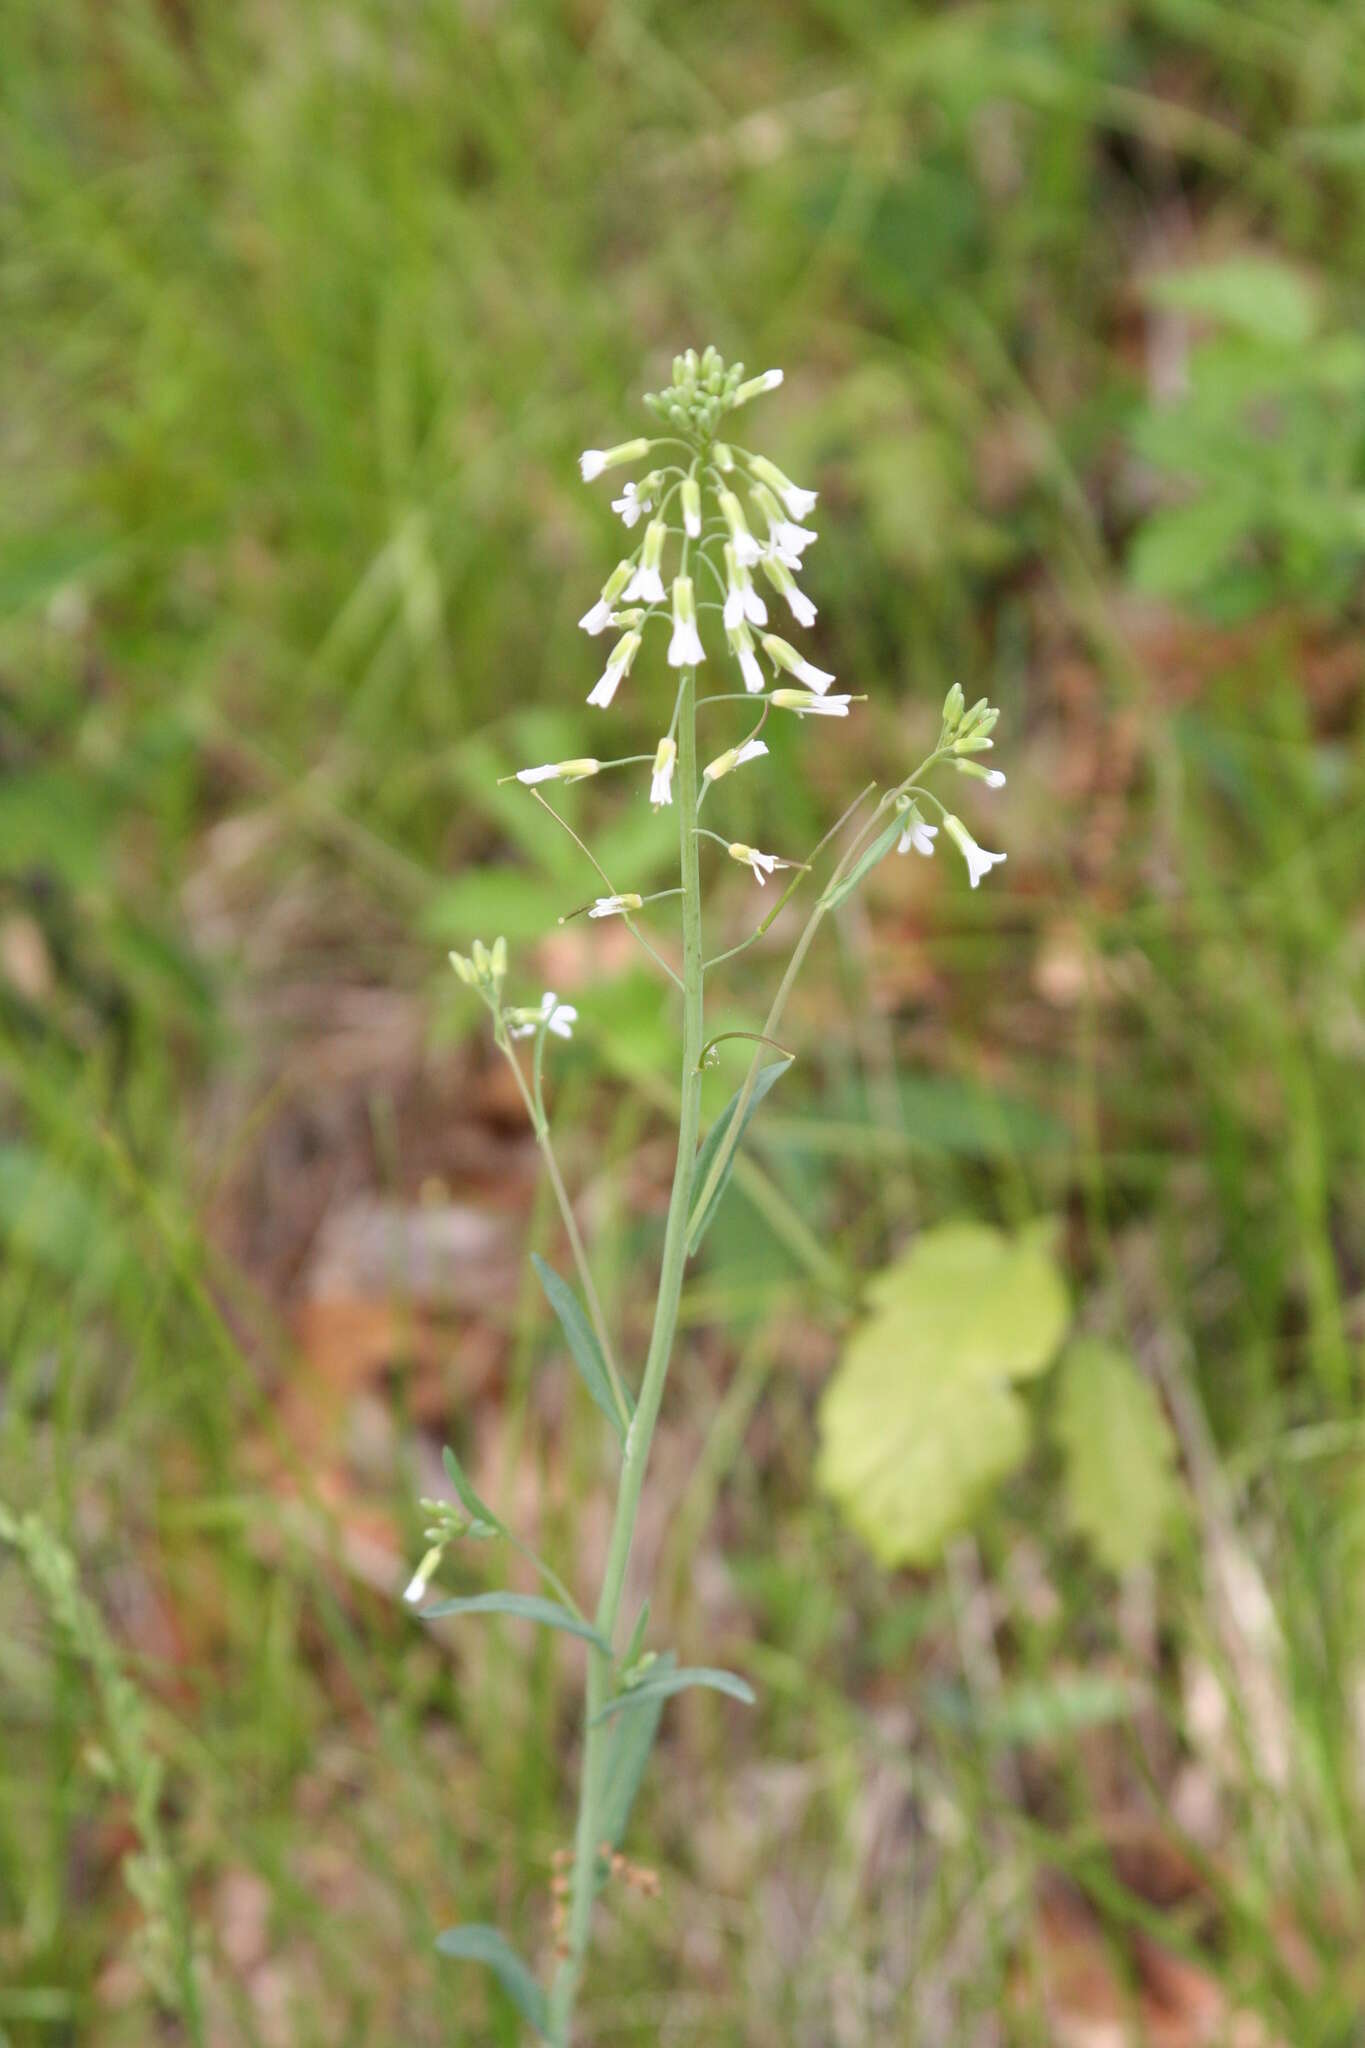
<box><xmin>509</xmin><ymin>346</ymin><xmax>1010</xmax><ymax>903</ymax></box>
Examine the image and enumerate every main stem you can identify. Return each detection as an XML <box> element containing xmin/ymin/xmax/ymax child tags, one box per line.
<box><xmin>548</xmin><ymin>665</ymin><xmax>705</xmax><ymax>2042</ymax></box>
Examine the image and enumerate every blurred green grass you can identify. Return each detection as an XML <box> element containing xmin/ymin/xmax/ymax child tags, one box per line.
<box><xmin>3</xmin><ymin>0</ymin><xmax>1365</xmax><ymax>2041</ymax></box>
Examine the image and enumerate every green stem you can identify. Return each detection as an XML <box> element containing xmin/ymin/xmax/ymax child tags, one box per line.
<box><xmin>687</xmin><ymin>753</ymin><xmax>939</xmax><ymax>1243</ymax></box>
<box><xmin>498</xmin><ymin>1038</ymin><xmax>632</xmax><ymax>1434</ymax></box>
<box><xmin>548</xmin><ymin>664</ymin><xmax>705</xmax><ymax>2041</ymax></box>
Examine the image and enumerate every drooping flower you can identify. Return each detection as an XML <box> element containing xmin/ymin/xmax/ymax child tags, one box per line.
<box><xmin>760</xmin><ymin>554</ymin><xmax>817</xmax><ymax>628</ymax></box>
<box><xmin>650</xmin><ymin>736</ymin><xmax>677</xmax><ymax>807</ymax></box>
<box><xmin>748</xmin><ymin>452</ymin><xmax>817</xmax><ymax>521</ymax></box>
<box><xmin>896</xmin><ymin>805</ymin><xmax>938</xmax><ymax>858</ymax></box>
<box><xmin>510</xmin><ymin>990</ymin><xmax>579</xmax><ymax>1038</ymax></box>
<box><xmin>703</xmin><ymin>738</ymin><xmax>768</xmax><ymax>786</ymax></box>
<box><xmin>587</xmin><ymin>630</ymin><xmax>642</xmax><ymax>708</ymax></box>
<box><xmin>771</xmin><ymin>689</ymin><xmax>851</xmax><ymax>717</ymax></box>
<box><xmin>611</xmin><ymin>479</ymin><xmax>652</xmax><ymax>528</ymax></box>
<box><xmin>589</xmin><ymin>894</ymin><xmax>644</xmax><ymax>919</ymax></box>
<box><xmin>727</xmin><ymin>619</ymin><xmax>766</xmax><ymax>693</ymax></box>
<box><xmin>722</xmin><ymin>543</ymin><xmax>767</xmax><ymax>631</ymax></box>
<box><xmin>719</xmin><ymin>489</ymin><xmax>762</xmax><ymax>567</ymax></box>
<box><xmin>955</xmin><ymin>761</ymin><xmax>1007</xmax><ymax>788</ymax></box>
<box><xmin>668</xmin><ymin>576</ymin><xmax>705</xmax><ymax>668</ymax></box>
<box><xmin>761</xmin><ymin>633</ymin><xmax>834</xmax><ymax>694</ymax></box>
<box><xmin>516</xmin><ymin>757</ymin><xmax>601</xmax><ymax>785</ymax></box>
<box><xmin>622</xmin><ymin>519</ymin><xmax>667</xmax><ymax>605</ymax></box>
<box><xmin>403</xmin><ymin>1545</ymin><xmax>443</xmax><ymax>1606</ymax></box>
<box><xmin>750</xmin><ymin>482</ymin><xmax>816</xmax><ymax>567</ymax></box>
<box><xmin>681</xmin><ymin>477</ymin><xmax>702</xmax><ymax>539</ymax></box>
<box><xmin>726</xmin><ymin>841</ymin><xmax>792</xmax><ymax>886</ymax></box>
<box><xmin>579</xmin><ymin>437</ymin><xmax>650</xmax><ymax>482</ymax></box>
<box><xmin>580</xmin><ymin>560</ymin><xmax>633</xmax><ymax>636</ymax></box>
<box><xmin>944</xmin><ymin>813</ymin><xmax>1007</xmax><ymax>888</ymax></box>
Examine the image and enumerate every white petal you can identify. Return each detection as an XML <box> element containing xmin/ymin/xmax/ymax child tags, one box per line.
<box><xmin>587</xmin><ymin>669</ymin><xmax>621</xmax><ymax>708</ymax></box>
<box><xmin>668</xmin><ymin>621</ymin><xmax>706</xmax><ymax>668</ymax></box>
<box><xmin>579</xmin><ymin>600</ymin><xmax>611</xmax><ymax>636</ymax></box>
<box><xmin>782</xmin><ymin>485</ymin><xmax>818</xmax><ymax>519</ymax></box>
<box><xmin>622</xmin><ymin>565</ymin><xmax>665</xmax><ymax>605</ymax></box>
<box><xmin>579</xmin><ymin>450</ymin><xmax>607</xmax><ymax>481</ymax></box>
<box><xmin>785</xmin><ymin>587</ymin><xmax>817</xmax><ymax>627</ymax></box>
<box><xmin>738</xmin><ymin>645</ymin><xmax>765</xmax><ymax>693</ymax></box>
<box><xmin>516</xmin><ymin>763</ymin><xmax>559</xmax><ymax>784</ymax></box>
<box><xmin>743</xmin><ymin>586</ymin><xmax>768</xmax><ymax>626</ymax></box>
<box><xmin>723</xmin><ymin>588</ymin><xmax>742</xmax><ymax>631</ymax></box>
<box><xmin>794</xmin><ymin>659</ymin><xmax>835</xmax><ymax>694</ymax></box>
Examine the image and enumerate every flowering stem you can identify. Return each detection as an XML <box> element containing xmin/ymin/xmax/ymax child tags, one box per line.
<box><xmin>687</xmin><ymin>758</ymin><xmax>939</xmax><ymax>1239</ymax></box>
<box><xmin>548</xmin><ymin>664</ymin><xmax>706</xmax><ymax>2043</ymax></box>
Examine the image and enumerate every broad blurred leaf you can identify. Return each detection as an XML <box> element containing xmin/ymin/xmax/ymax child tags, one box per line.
<box><xmin>1143</xmin><ymin>258</ymin><xmax>1320</xmax><ymax>347</ymax></box>
<box><xmin>530</xmin><ymin>1254</ymin><xmax>629</xmax><ymax>1441</ymax></box>
<box><xmin>1128</xmin><ymin>494</ymin><xmax>1249</xmax><ymax>598</ymax></box>
<box><xmin>1054</xmin><ymin>1340</ymin><xmax>1179</xmax><ymax>1572</ymax></box>
<box><xmin>818</xmin><ymin>1222</ymin><xmax>1070</xmax><ymax>1565</ymax></box>
<box><xmin>433</xmin><ymin>1924</ymin><xmax>548</xmax><ymax>2037</ymax></box>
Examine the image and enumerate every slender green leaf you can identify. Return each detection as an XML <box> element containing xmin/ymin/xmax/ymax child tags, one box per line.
<box><xmin>530</xmin><ymin>1253</ymin><xmax>629</xmax><ymax>1441</ymax></box>
<box><xmin>433</xmin><ymin>1924</ymin><xmax>549</xmax><ymax>2037</ymax></box>
<box><xmin>442</xmin><ymin>1444</ymin><xmax>502</xmax><ymax>1532</ymax></box>
<box><xmin>818</xmin><ymin>815</ymin><xmax>904</xmax><ymax>912</ymax></box>
<box><xmin>419</xmin><ymin>1591</ymin><xmax>610</xmax><ymax>1652</ymax></box>
<box><xmin>590</xmin><ymin>1665</ymin><xmax>756</xmax><ymax>1725</ymax></box>
<box><xmin>598</xmin><ymin>1649</ymin><xmax>673</xmax><ymax>1850</ymax></box>
<box><xmin>687</xmin><ymin>1058</ymin><xmax>793</xmax><ymax>1254</ymax></box>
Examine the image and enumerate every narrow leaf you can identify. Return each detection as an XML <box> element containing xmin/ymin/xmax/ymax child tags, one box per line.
<box><xmin>590</xmin><ymin>1665</ymin><xmax>756</xmax><ymax>1725</ymax></box>
<box><xmin>530</xmin><ymin>1254</ymin><xmax>630</xmax><ymax>1441</ymax></box>
<box><xmin>419</xmin><ymin>1591</ymin><xmax>610</xmax><ymax>1652</ymax></box>
<box><xmin>818</xmin><ymin>815</ymin><xmax>904</xmax><ymax>912</ymax></box>
<box><xmin>687</xmin><ymin>1058</ymin><xmax>793</xmax><ymax>1254</ymax></box>
<box><xmin>598</xmin><ymin>1649</ymin><xmax>673</xmax><ymax>1850</ymax></box>
<box><xmin>434</xmin><ymin>1924</ymin><xmax>549</xmax><ymax>2037</ymax></box>
<box><xmin>442</xmin><ymin>1444</ymin><xmax>502</xmax><ymax>1532</ymax></box>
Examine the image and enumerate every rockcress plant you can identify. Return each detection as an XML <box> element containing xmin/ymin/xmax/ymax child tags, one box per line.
<box><xmin>407</xmin><ymin>349</ymin><xmax>1008</xmax><ymax>2041</ymax></box>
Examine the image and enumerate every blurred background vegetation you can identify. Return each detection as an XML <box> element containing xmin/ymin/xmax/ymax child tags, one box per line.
<box><xmin>3</xmin><ymin>0</ymin><xmax>1365</xmax><ymax>2041</ymax></box>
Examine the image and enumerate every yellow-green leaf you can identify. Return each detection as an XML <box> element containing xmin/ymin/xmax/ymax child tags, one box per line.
<box><xmin>817</xmin><ymin>1221</ymin><xmax>1070</xmax><ymax>1567</ymax></box>
<box><xmin>1054</xmin><ymin>1340</ymin><xmax>1180</xmax><ymax>1573</ymax></box>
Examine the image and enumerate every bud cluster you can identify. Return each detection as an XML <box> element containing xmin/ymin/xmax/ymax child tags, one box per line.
<box><xmin>641</xmin><ymin>344</ymin><xmax>782</xmax><ymax>439</ymax></box>
<box><xmin>450</xmin><ymin>937</ymin><xmax>578</xmax><ymax>1045</ymax></box>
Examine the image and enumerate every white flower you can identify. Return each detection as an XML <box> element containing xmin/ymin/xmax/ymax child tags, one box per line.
<box><xmin>668</xmin><ymin>575</ymin><xmax>705</xmax><ymax>667</ymax></box>
<box><xmin>622</xmin><ymin>518</ymin><xmax>667</xmax><ymax>605</ymax></box>
<box><xmin>762</xmin><ymin>633</ymin><xmax>834</xmax><ymax>694</ymax></box>
<box><xmin>727</xmin><ymin>841</ymin><xmax>792</xmax><ymax>886</ymax></box>
<box><xmin>771</xmin><ymin>689</ymin><xmax>851</xmax><ymax>717</ymax></box>
<box><xmin>720</xmin><ymin>489</ymin><xmax>763</xmax><ymax>567</ymax></box>
<box><xmin>773</xmin><ymin>519</ymin><xmax>817</xmax><ymax>560</ymax></box>
<box><xmin>587</xmin><ymin>630</ymin><xmax>641</xmax><ymax>708</ymax></box>
<box><xmin>727</xmin><ymin>620</ymin><xmax>766</xmax><ymax>693</ymax></box>
<box><xmin>681</xmin><ymin>477</ymin><xmax>702</xmax><ymax>539</ymax></box>
<box><xmin>650</xmin><ymin>736</ymin><xmax>677</xmax><ymax>807</ymax></box>
<box><xmin>749</xmin><ymin>453</ymin><xmax>817</xmax><ymax>521</ymax></box>
<box><xmin>761</xmin><ymin>556</ymin><xmax>817</xmax><ymax>628</ymax></box>
<box><xmin>403</xmin><ymin>1545</ymin><xmax>442</xmax><ymax>1606</ymax></box>
<box><xmin>944</xmin><ymin>813</ymin><xmax>1007</xmax><ymax>889</ymax></box>
<box><xmin>897</xmin><ymin>814</ymin><xmax>938</xmax><ymax>857</ymax></box>
<box><xmin>703</xmin><ymin>738</ymin><xmax>769</xmax><ymax>784</ymax></box>
<box><xmin>611</xmin><ymin>480</ymin><xmax>651</xmax><ymax>528</ymax></box>
<box><xmin>511</xmin><ymin>989</ymin><xmax>578</xmax><ymax>1037</ymax></box>
<box><xmin>579</xmin><ymin>560</ymin><xmax>633</xmax><ymax>635</ymax></box>
<box><xmin>983</xmin><ymin>769</ymin><xmax>1006</xmax><ymax>789</ymax></box>
<box><xmin>589</xmin><ymin>894</ymin><xmax>643</xmax><ymax>919</ymax></box>
<box><xmin>732</xmin><ymin>368</ymin><xmax>784</xmax><ymax>405</ymax></box>
<box><xmin>516</xmin><ymin>757</ymin><xmax>601</xmax><ymax>785</ymax></box>
<box><xmin>722</xmin><ymin>543</ymin><xmax>767</xmax><ymax>631</ymax></box>
<box><xmin>579</xmin><ymin>437</ymin><xmax>649</xmax><ymax>483</ymax></box>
